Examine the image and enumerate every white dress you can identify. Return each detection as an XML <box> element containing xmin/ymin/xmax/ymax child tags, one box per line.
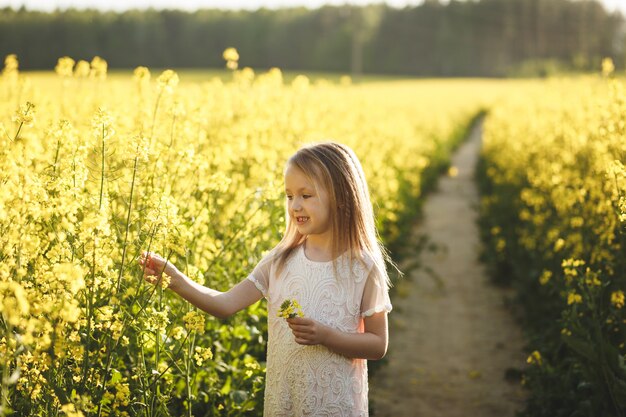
<box><xmin>247</xmin><ymin>244</ymin><xmax>393</xmax><ymax>417</ymax></box>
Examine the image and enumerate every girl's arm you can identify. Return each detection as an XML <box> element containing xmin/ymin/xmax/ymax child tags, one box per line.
<box><xmin>286</xmin><ymin>312</ymin><xmax>388</xmax><ymax>360</ymax></box>
<box><xmin>139</xmin><ymin>252</ymin><xmax>263</xmax><ymax>319</ymax></box>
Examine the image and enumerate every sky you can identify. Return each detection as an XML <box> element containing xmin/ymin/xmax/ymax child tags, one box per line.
<box><xmin>0</xmin><ymin>0</ymin><xmax>624</xmax><ymax>14</ymax></box>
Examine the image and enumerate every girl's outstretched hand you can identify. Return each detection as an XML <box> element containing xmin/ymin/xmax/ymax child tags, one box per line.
<box><xmin>286</xmin><ymin>317</ymin><xmax>330</xmax><ymax>346</ymax></box>
<box><xmin>138</xmin><ymin>251</ymin><xmax>180</xmax><ymax>289</ymax></box>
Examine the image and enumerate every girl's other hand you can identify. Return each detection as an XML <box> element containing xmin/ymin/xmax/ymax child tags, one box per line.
<box><xmin>138</xmin><ymin>251</ymin><xmax>179</xmax><ymax>289</ymax></box>
<box><xmin>286</xmin><ymin>317</ymin><xmax>330</xmax><ymax>346</ymax></box>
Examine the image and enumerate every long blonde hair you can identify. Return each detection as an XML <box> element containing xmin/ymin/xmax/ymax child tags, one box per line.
<box><xmin>272</xmin><ymin>142</ymin><xmax>395</xmax><ymax>287</ymax></box>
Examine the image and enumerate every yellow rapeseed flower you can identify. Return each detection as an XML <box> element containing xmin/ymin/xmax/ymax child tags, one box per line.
<box><xmin>554</xmin><ymin>238</ymin><xmax>565</xmax><ymax>252</ymax></box>
<box><xmin>527</xmin><ymin>350</ymin><xmax>542</xmax><ymax>366</ymax></box>
<box><xmin>223</xmin><ymin>47</ymin><xmax>239</xmax><ymax>63</ymax></box>
<box><xmin>611</xmin><ymin>290</ymin><xmax>625</xmax><ymax>309</ymax></box>
<box><xmin>539</xmin><ymin>270</ymin><xmax>552</xmax><ymax>286</ymax></box>
<box><xmin>55</xmin><ymin>56</ymin><xmax>75</xmax><ymax>77</ymax></box>
<box><xmin>340</xmin><ymin>75</ymin><xmax>352</xmax><ymax>86</ymax></box>
<box><xmin>602</xmin><ymin>57</ymin><xmax>615</xmax><ymax>77</ymax></box>
<box><xmin>223</xmin><ymin>47</ymin><xmax>240</xmax><ymax>70</ymax></box>
<box><xmin>157</xmin><ymin>69</ymin><xmax>179</xmax><ymax>94</ymax></box>
<box><xmin>91</xmin><ymin>107</ymin><xmax>115</xmax><ymax>140</ymax></box>
<box><xmin>90</xmin><ymin>56</ymin><xmax>108</xmax><ymax>80</ymax></box>
<box><xmin>3</xmin><ymin>53</ymin><xmax>18</xmax><ymax>74</ymax></box>
<box><xmin>133</xmin><ymin>66</ymin><xmax>151</xmax><ymax>84</ymax></box>
<box><xmin>61</xmin><ymin>403</ymin><xmax>84</xmax><ymax>417</ymax></box>
<box><xmin>183</xmin><ymin>311</ymin><xmax>205</xmax><ymax>333</ymax></box>
<box><xmin>12</xmin><ymin>102</ymin><xmax>36</xmax><ymax>127</ymax></box>
<box><xmin>277</xmin><ymin>299</ymin><xmax>304</xmax><ymax>319</ymax></box>
<box><xmin>0</xmin><ymin>281</ymin><xmax>30</xmax><ymax>325</ymax></box>
<box><xmin>74</xmin><ymin>60</ymin><xmax>90</xmax><ymax>78</ymax></box>
<box><xmin>567</xmin><ymin>292</ymin><xmax>583</xmax><ymax>305</ymax></box>
<box><xmin>171</xmin><ymin>326</ymin><xmax>185</xmax><ymax>340</ymax></box>
<box><xmin>194</xmin><ymin>346</ymin><xmax>213</xmax><ymax>366</ymax></box>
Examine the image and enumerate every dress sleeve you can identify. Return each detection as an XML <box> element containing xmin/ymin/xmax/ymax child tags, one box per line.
<box><xmin>360</xmin><ymin>264</ymin><xmax>393</xmax><ymax>317</ymax></box>
<box><xmin>246</xmin><ymin>253</ymin><xmax>273</xmax><ymax>299</ymax></box>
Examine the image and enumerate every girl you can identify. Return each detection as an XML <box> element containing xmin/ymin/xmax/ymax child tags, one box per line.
<box><xmin>139</xmin><ymin>142</ymin><xmax>394</xmax><ymax>416</ymax></box>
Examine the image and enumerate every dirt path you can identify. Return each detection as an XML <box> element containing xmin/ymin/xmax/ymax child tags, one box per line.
<box><xmin>369</xmin><ymin>121</ymin><xmax>527</xmax><ymax>417</ymax></box>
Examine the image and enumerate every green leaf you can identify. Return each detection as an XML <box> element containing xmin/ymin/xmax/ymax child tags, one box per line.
<box><xmin>220</xmin><ymin>376</ymin><xmax>232</xmax><ymax>395</ymax></box>
<box><xmin>562</xmin><ymin>335</ymin><xmax>597</xmax><ymax>362</ymax></box>
<box><xmin>109</xmin><ymin>369</ymin><xmax>122</xmax><ymax>385</ymax></box>
<box><xmin>231</xmin><ymin>390</ymin><xmax>248</xmax><ymax>405</ymax></box>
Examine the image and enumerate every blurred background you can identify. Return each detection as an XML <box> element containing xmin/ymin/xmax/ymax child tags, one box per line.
<box><xmin>0</xmin><ymin>0</ymin><xmax>624</xmax><ymax>77</ymax></box>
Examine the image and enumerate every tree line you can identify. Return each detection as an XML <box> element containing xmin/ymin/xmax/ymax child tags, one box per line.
<box><xmin>0</xmin><ymin>0</ymin><xmax>623</xmax><ymax>77</ymax></box>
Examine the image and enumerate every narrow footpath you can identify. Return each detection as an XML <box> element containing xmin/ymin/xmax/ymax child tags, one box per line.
<box><xmin>369</xmin><ymin>121</ymin><xmax>528</xmax><ymax>417</ymax></box>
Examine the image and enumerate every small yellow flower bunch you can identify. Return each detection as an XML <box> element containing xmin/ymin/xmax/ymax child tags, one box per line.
<box><xmin>611</xmin><ymin>290</ymin><xmax>625</xmax><ymax>309</ymax></box>
<box><xmin>183</xmin><ymin>311</ymin><xmax>205</xmax><ymax>333</ymax></box>
<box><xmin>277</xmin><ymin>299</ymin><xmax>304</xmax><ymax>319</ymax></box>
<box><xmin>526</xmin><ymin>350</ymin><xmax>543</xmax><ymax>366</ymax></box>
<box><xmin>223</xmin><ymin>47</ymin><xmax>239</xmax><ymax>70</ymax></box>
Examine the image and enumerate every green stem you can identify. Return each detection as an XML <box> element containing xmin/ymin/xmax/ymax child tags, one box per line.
<box><xmin>1</xmin><ymin>321</ymin><xmax>12</xmax><ymax>416</ymax></box>
<box><xmin>81</xmin><ymin>245</ymin><xmax>96</xmax><ymax>385</ymax></box>
<box><xmin>149</xmin><ymin>91</ymin><xmax>163</xmax><ymax>148</ymax></box>
<box><xmin>99</xmin><ymin>127</ymin><xmax>106</xmax><ymax>210</ymax></box>
<box><xmin>53</xmin><ymin>139</ymin><xmax>61</xmax><ymax>174</ymax></box>
<box><xmin>186</xmin><ymin>332</ymin><xmax>195</xmax><ymax>417</ymax></box>
<box><xmin>12</xmin><ymin>122</ymin><xmax>23</xmax><ymax>142</ymax></box>
<box><xmin>116</xmin><ymin>153</ymin><xmax>139</xmax><ymax>294</ymax></box>
<box><xmin>12</xmin><ymin>102</ymin><xmax>32</xmax><ymax>142</ymax></box>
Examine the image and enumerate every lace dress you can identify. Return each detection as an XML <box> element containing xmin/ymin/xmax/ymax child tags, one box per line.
<box><xmin>247</xmin><ymin>244</ymin><xmax>393</xmax><ymax>417</ymax></box>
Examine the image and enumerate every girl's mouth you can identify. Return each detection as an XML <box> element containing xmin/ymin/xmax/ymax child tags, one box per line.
<box><xmin>296</xmin><ymin>216</ymin><xmax>310</xmax><ymax>224</ymax></box>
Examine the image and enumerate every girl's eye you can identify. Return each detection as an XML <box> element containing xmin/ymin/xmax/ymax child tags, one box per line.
<box><xmin>302</xmin><ymin>195</ymin><xmax>312</xmax><ymax>199</ymax></box>
<box><xmin>286</xmin><ymin>195</ymin><xmax>293</xmax><ymax>200</ymax></box>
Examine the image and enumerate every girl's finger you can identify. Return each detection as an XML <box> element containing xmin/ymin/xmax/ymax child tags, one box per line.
<box><xmin>290</xmin><ymin>323</ymin><xmax>312</xmax><ymax>331</ymax></box>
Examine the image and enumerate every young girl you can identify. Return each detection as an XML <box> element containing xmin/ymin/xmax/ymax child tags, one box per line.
<box><xmin>139</xmin><ymin>142</ymin><xmax>394</xmax><ymax>416</ymax></box>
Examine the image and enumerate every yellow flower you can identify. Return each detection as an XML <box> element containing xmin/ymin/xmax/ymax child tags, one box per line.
<box><xmin>183</xmin><ymin>311</ymin><xmax>205</xmax><ymax>333</ymax></box>
<box><xmin>157</xmin><ymin>69</ymin><xmax>179</xmax><ymax>94</ymax></box>
<box><xmin>567</xmin><ymin>292</ymin><xmax>582</xmax><ymax>305</ymax></box>
<box><xmin>74</xmin><ymin>60</ymin><xmax>90</xmax><ymax>78</ymax></box>
<box><xmin>0</xmin><ymin>281</ymin><xmax>30</xmax><ymax>325</ymax></box>
<box><xmin>114</xmin><ymin>382</ymin><xmax>130</xmax><ymax>407</ymax></box>
<box><xmin>223</xmin><ymin>47</ymin><xmax>240</xmax><ymax>70</ymax></box>
<box><xmin>3</xmin><ymin>53</ymin><xmax>18</xmax><ymax>74</ymax></box>
<box><xmin>133</xmin><ymin>66</ymin><xmax>150</xmax><ymax>82</ymax></box>
<box><xmin>223</xmin><ymin>47</ymin><xmax>239</xmax><ymax>63</ymax></box>
<box><xmin>526</xmin><ymin>350</ymin><xmax>542</xmax><ymax>366</ymax></box>
<box><xmin>91</xmin><ymin>107</ymin><xmax>115</xmax><ymax>140</ymax></box>
<box><xmin>171</xmin><ymin>326</ymin><xmax>185</xmax><ymax>340</ymax></box>
<box><xmin>145</xmin><ymin>307</ymin><xmax>170</xmax><ymax>332</ymax></box>
<box><xmin>61</xmin><ymin>403</ymin><xmax>84</xmax><ymax>417</ymax></box>
<box><xmin>539</xmin><ymin>270</ymin><xmax>552</xmax><ymax>286</ymax></box>
<box><xmin>553</xmin><ymin>238</ymin><xmax>565</xmax><ymax>252</ymax></box>
<box><xmin>55</xmin><ymin>56</ymin><xmax>75</xmax><ymax>77</ymax></box>
<box><xmin>602</xmin><ymin>57</ymin><xmax>615</xmax><ymax>77</ymax></box>
<box><xmin>12</xmin><ymin>102</ymin><xmax>36</xmax><ymax>127</ymax></box>
<box><xmin>611</xmin><ymin>290</ymin><xmax>625</xmax><ymax>309</ymax></box>
<box><xmin>194</xmin><ymin>346</ymin><xmax>213</xmax><ymax>366</ymax></box>
<box><xmin>90</xmin><ymin>56</ymin><xmax>108</xmax><ymax>80</ymax></box>
<box><xmin>277</xmin><ymin>299</ymin><xmax>304</xmax><ymax>319</ymax></box>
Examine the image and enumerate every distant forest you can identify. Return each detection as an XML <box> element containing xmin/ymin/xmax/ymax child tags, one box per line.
<box><xmin>0</xmin><ymin>0</ymin><xmax>623</xmax><ymax>77</ymax></box>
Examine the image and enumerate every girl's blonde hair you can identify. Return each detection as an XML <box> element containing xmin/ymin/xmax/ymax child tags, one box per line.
<box><xmin>272</xmin><ymin>142</ymin><xmax>395</xmax><ymax>288</ymax></box>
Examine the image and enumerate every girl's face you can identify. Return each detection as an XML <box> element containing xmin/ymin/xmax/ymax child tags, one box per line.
<box><xmin>284</xmin><ymin>164</ymin><xmax>332</xmax><ymax>239</ymax></box>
